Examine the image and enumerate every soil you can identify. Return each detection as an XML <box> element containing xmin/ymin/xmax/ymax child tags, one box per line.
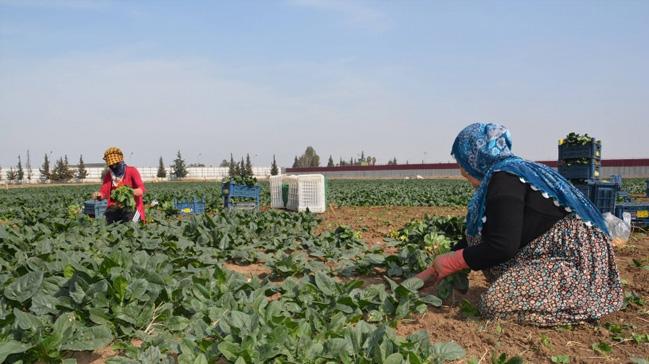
<box><xmin>72</xmin><ymin>206</ymin><xmax>649</xmax><ymax>363</ymax></box>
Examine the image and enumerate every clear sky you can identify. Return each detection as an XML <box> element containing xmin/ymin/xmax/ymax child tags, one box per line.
<box><xmin>1</xmin><ymin>0</ymin><xmax>648</xmax><ymax>168</ymax></box>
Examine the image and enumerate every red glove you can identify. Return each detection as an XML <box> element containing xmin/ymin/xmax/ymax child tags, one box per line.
<box><xmin>416</xmin><ymin>249</ymin><xmax>469</xmax><ymax>287</ymax></box>
<box><xmin>432</xmin><ymin>249</ymin><xmax>469</xmax><ymax>281</ymax></box>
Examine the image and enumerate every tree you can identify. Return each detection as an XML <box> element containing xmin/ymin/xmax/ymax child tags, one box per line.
<box><xmin>172</xmin><ymin>150</ymin><xmax>188</xmax><ymax>179</ymax></box>
<box><xmin>327</xmin><ymin>155</ymin><xmax>335</xmax><ymax>168</ymax></box>
<box><xmin>26</xmin><ymin>150</ymin><xmax>32</xmax><ymax>182</ymax></box>
<box><xmin>294</xmin><ymin>146</ymin><xmax>320</xmax><ymax>168</ymax></box>
<box><xmin>0</xmin><ymin>166</ymin><xmax>2</xmax><ymax>181</ymax></box>
<box><xmin>219</xmin><ymin>159</ymin><xmax>229</xmax><ymax>168</ymax></box>
<box><xmin>16</xmin><ymin>155</ymin><xmax>24</xmax><ymax>182</ymax></box>
<box><xmin>239</xmin><ymin>157</ymin><xmax>246</xmax><ymax>178</ymax></box>
<box><xmin>63</xmin><ymin>155</ymin><xmax>74</xmax><ymax>181</ymax></box>
<box><xmin>229</xmin><ymin>154</ymin><xmax>236</xmax><ymax>177</ymax></box>
<box><xmin>51</xmin><ymin>156</ymin><xmax>73</xmax><ymax>182</ymax></box>
<box><xmin>6</xmin><ymin>167</ymin><xmax>16</xmax><ymax>182</ymax></box>
<box><xmin>292</xmin><ymin>156</ymin><xmax>299</xmax><ymax>168</ymax></box>
<box><xmin>40</xmin><ymin>154</ymin><xmax>51</xmax><ymax>181</ymax></box>
<box><xmin>270</xmin><ymin>155</ymin><xmax>279</xmax><ymax>176</ymax></box>
<box><xmin>76</xmin><ymin>155</ymin><xmax>88</xmax><ymax>180</ymax></box>
<box><xmin>245</xmin><ymin>154</ymin><xmax>253</xmax><ymax>177</ymax></box>
<box><xmin>157</xmin><ymin>157</ymin><xmax>167</xmax><ymax>178</ymax></box>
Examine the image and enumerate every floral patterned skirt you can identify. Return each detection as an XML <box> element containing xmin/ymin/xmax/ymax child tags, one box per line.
<box><xmin>477</xmin><ymin>214</ymin><xmax>623</xmax><ymax>326</ymax></box>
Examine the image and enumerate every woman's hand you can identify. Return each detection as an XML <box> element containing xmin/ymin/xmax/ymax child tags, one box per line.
<box><xmin>132</xmin><ymin>188</ymin><xmax>143</xmax><ymax>197</ymax></box>
<box><xmin>92</xmin><ymin>192</ymin><xmax>103</xmax><ymax>200</ymax></box>
<box><xmin>416</xmin><ymin>249</ymin><xmax>469</xmax><ymax>291</ymax></box>
<box><xmin>430</xmin><ymin>249</ymin><xmax>469</xmax><ymax>282</ymax></box>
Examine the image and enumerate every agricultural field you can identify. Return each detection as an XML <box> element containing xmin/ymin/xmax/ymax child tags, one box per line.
<box><xmin>0</xmin><ymin>180</ymin><xmax>648</xmax><ymax>363</ymax></box>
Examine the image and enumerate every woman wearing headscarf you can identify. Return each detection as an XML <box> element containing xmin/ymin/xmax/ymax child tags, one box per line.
<box><xmin>93</xmin><ymin>147</ymin><xmax>146</xmax><ymax>223</ymax></box>
<box><xmin>416</xmin><ymin>122</ymin><xmax>623</xmax><ymax>326</ymax></box>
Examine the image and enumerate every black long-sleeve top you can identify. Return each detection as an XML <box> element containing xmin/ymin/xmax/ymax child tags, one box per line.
<box><xmin>452</xmin><ymin>171</ymin><xmax>568</xmax><ymax>270</ymax></box>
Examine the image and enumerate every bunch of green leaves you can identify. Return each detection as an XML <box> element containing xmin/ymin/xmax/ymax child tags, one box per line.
<box><xmin>563</xmin><ymin>132</ymin><xmax>599</xmax><ymax>146</ymax></box>
<box><xmin>111</xmin><ymin>186</ymin><xmax>136</xmax><ymax>210</ymax></box>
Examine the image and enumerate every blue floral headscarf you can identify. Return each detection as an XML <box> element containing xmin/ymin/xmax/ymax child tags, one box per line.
<box><xmin>451</xmin><ymin>122</ymin><xmax>609</xmax><ymax>238</ymax></box>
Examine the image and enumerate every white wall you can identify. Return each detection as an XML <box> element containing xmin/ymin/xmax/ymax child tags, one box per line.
<box><xmin>4</xmin><ymin>166</ymin><xmax>276</xmax><ymax>184</ymax></box>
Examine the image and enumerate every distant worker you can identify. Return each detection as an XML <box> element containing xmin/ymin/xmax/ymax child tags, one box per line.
<box><xmin>416</xmin><ymin>122</ymin><xmax>623</xmax><ymax>326</ymax></box>
<box><xmin>93</xmin><ymin>147</ymin><xmax>146</xmax><ymax>224</ymax></box>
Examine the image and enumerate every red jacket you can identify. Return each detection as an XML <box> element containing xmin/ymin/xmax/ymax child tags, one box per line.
<box><xmin>100</xmin><ymin>166</ymin><xmax>146</xmax><ymax>221</ymax></box>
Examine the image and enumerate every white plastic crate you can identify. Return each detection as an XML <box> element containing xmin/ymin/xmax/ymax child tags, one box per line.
<box><xmin>284</xmin><ymin>176</ymin><xmax>300</xmax><ymax>211</ymax></box>
<box><xmin>270</xmin><ymin>175</ymin><xmax>285</xmax><ymax>209</ymax></box>
<box><xmin>284</xmin><ymin>174</ymin><xmax>326</xmax><ymax>213</ymax></box>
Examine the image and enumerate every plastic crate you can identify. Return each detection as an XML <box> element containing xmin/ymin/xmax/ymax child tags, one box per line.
<box><xmin>285</xmin><ymin>174</ymin><xmax>326</xmax><ymax>213</ymax></box>
<box><xmin>173</xmin><ymin>198</ymin><xmax>206</xmax><ymax>215</ymax></box>
<box><xmin>269</xmin><ymin>176</ymin><xmax>285</xmax><ymax>209</ymax></box>
<box><xmin>646</xmin><ymin>179</ymin><xmax>649</xmax><ymax>197</ymax></box>
<box><xmin>222</xmin><ymin>181</ymin><xmax>260</xmax><ymax>210</ymax></box>
<box><xmin>591</xmin><ymin>183</ymin><xmax>617</xmax><ymax>214</ymax></box>
<box><xmin>558</xmin><ymin>161</ymin><xmax>600</xmax><ymax>180</ymax></box>
<box><xmin>83</xmin><ymin>200</ymin><xmax>107</xmax><ymax>218</ymax></box>
<box><xmin>558</xmin><ymin>140</ymin><xmax>601</xmax><ymax>160</ymax></box>
<box><xmin>573</xmin><ymin>183</ymin><xmax>592</xmax><ymax>200</ymax></box>
<box><xmin>572</xmin><ymin>179</ymin><xmax>619</xmax><ymax>214</ymax></box>
<box><xmin>615</xmin><ymin>202</ymin><xmax>649</xmax><ymax>227</ymax></box>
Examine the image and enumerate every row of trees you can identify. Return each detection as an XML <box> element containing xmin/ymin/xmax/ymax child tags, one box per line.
<box><xmin>154</xmin><ymin>151</ymin><xmax>280</xmax><ymax>180</ymax></box>
<box><xmin>293</xmin><ymin>147</ymin><xmax>397</xmax><ymax>168</ymax></box>
<box><xmin>1</xmin><ymin>152</ymin><xmax>88</xmax><ymax>183</ymax></box>
<box><xmin>3</xmin><ymin>148</ymin><xmax>405</xmax><ymax>183</ymax></box>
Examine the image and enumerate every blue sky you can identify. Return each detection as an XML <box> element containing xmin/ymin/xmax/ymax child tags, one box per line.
<box><xmin>1</xmin><ymin>0</ymin><xmax>648</xmax><ymax>168</ymax></box>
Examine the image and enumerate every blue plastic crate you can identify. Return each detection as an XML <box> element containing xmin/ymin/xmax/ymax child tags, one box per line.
<box><xmin>173</xmin><ymin>198</ymin><xmax>206</xmax><ymax>215</ymax></box>
<box><xmin>615</xmin><ymin>202</ymin><xmax>649</xmax><ymax>227</ymax></box>
<box><xmin>572</xmin><ymin>179</ymin><xmax>619</xmax><ymax>214</ymax></box>
<box><xmin>646</xmin><ymin>179</ymin><xmax>649</xmax><ymax>197</ymax></box>
<box><xmin>591</xmin><ymin>183</ymin><xmax>617</xmax><ymax>214</ymax></box>
<box><xmin>558</xmin><ymin>161</ymin><xmax>601</xmax><ymax>180</ymax></box>
<box><xmin>558</xmin><ymin>140</ymin><xmax>601</xmax><ymax>160</ymax></box>
<box><xmin>573</xmin><ymin>183</ymin><xmax>592</xmax><ymax>200</ymax></box>
<box><xmin>222</xmin><ymin>181</ymin><xmax>261</xmax><ymax>210</ymax></box>
<box><xmin>83</xmin><ymin>200</ymin><xmax>107</xmax><ymax>218</ymax></box>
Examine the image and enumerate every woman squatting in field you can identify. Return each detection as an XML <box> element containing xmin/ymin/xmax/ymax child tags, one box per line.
<box><xmin>416</xmin><ymin>122</ymin><xmax>623</xmax><ymax>326</ymax></box>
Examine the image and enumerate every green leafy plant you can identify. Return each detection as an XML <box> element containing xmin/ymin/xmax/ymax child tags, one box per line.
<box><xmin>492</xmin><ymin>352</ymin><xmax>524</xmax><ymax>364</ymax></box>
<box><xmin>550</xmin><ymin>354</ymin><xmax>570</xmax><ymax>363</ymax></box>
<box><xmin>591</xmin><ymin>341</ymin><xmax>612</xmax><ymax>355</ymax></box>
<box><xmin>110</xmin><ymin>186</ymin><xmax>136</xmax><ymax>210</ymax></box>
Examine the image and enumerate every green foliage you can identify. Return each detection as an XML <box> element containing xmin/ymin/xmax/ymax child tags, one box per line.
<box><xmin>491</xmin><ymin>353</ymin><xmax>524</xmax><ymax>364</ymax></box>
<box><xmin>591</xmin><ymin>341</ymin><xmax>612</xmax><ymax>355</ymax></box>
<box><xmin>39</xmin><ymin>153</ymin><xmax>51</xmax><ymax>181</ymax></box>
<box><xmin>0</xmin><ymin>181</ymin><xmax>477</xmax><ymax>362</ymax></box>
<box><xmin>156</xmin><ymin>157</ymin><xmax>166</xmax><ymax>178</ymax></box>
<box><xmin>563</xmin><ymin>132</ymin><xmax>599</xmax><ymax>146</ymax></box>
<box><xmin>550</xmin><ymin>355</ymin><xmax>570</xmax><ymax>364</ymax></box>
<box><xmin>76</xmin><ymin>155</ymin><xmax>88</xmax><ymax>180</ymax></box>
<box><xmin>172</xmin><ymin>150</ymin><xmax>188</xmax><ymax>179</ymax></box>
<box><xmin>293</xmin><ymin>146</ymin><xmax>320</xmax><ymax>168</ymax></box>
<box><xmin>111</xmin><ymin>186</ymin><xmax>136</xmax><ymax>210</ymax></box>
<box><xmin>270</xmin><ymin>155</ymin><xmax>279</xmax><ymax>176</ymax></box>
<box><xmin>330</xmin><ymin>179</ymin><xmax>473</xmax><ymax>207</ymax></box>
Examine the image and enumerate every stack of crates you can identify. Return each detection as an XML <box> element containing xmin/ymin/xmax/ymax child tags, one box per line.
<box><xmin>558</xmin><ymin>136</ymin><xmax>617</xmax><ymax>214</ymax></box>
<box><xmin>271</xmin><ymin>174</ymin><xmax>327</xmax><ymax>213</ymax></box>
<box><xmin>558</xmin><ymin>137</ymin><xmax>601</xmax><ymax>180</ymax></box>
